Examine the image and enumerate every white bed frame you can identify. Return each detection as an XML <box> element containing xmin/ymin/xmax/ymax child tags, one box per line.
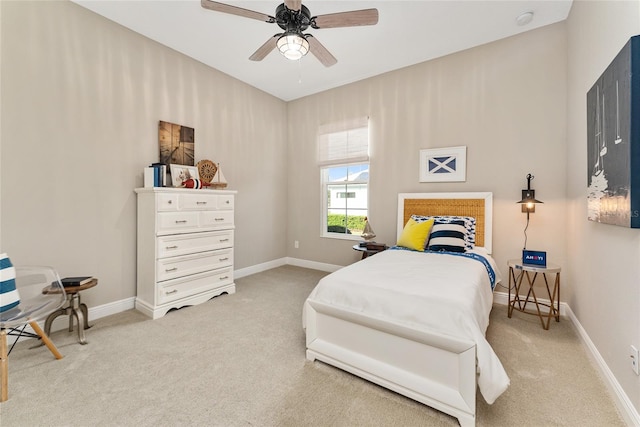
<box><xmin>305</xmin><ymin>192</ymin><xmax>493</xmax><ymax>427</ymax></box>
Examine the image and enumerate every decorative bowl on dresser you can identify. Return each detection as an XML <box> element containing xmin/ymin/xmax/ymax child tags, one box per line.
<box><xmin>134</xmin><ymin>187</ymin><xmax>237</xmax><ymax>319</ymax></box>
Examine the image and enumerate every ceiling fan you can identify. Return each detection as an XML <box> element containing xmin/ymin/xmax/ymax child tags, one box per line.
<box><xmin>200</xmin><ymin>0</ymin><xmax>379</xmax><ymax>67</ymax></box>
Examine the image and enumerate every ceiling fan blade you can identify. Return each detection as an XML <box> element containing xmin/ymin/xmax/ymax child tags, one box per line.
<box><xmin>249</xmin><ymin>35</ymin><xmax>280</xmax><ymax>61</ymax></box>
<box><xmin>306</xmin><ymin>35</ymin><xmax>337</xmax><ymax>67</ymax></box>
<box><xmin>284</xmin><ymin>0</ymin><xmax>301</xmax><ymax>11</ymax></box>
<box><xmin>201</xmin><ymin>0</ymin><xmax>274</xmax><ymax>23</ymax></box>
<box><xmin>312</xmin><ymin>8</ymin><xmax>379</xmax><ymax>29</ymax></box>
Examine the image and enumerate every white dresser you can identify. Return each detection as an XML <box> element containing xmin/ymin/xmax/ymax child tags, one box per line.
<box><xmin>134</xmin><ymin>187</ymin><xmax>237</xmax><ymax>319</ymax></box>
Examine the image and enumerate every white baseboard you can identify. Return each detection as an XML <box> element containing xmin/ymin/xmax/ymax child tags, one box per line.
<box><xmin>234</xmin><ymin>257</ymin><xmax>343</xmax><ymax>279</ymax></box>
<box><xmin>493</xmin><ymin>291</ymin><xmax>639</xmax><ymax>426</ymax></box>
<box><xmin>48</xmin><ymin>296</ymin><xmax>136</xmax><ymax>333</ymax></box>
<box><xmin>235</xmin><ymin>257</ymin><xmax>288</xmax><ymax>279</ymax></box>
<box><xmin>89</xmin><ymin>296</ymin><xmax>136</xmax><ymax>320</ymax></box>
<box><xmin>6</xmin><ymin>297</ymin><xmax>136</xmax><ymax>346</ymax></box>
<box><xmin>284</xmin><ymin>257</ymin><xmax>342</xmax><ymax>273</ymax></box>
<box><xmin>564</xmin><ymin>305</ymin><xmax>640</xmax><ymax>426</ymax></box>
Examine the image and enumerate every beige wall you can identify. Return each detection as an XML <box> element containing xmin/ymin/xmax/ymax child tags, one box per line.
<box><xmin>566</xmin><ymin>0</ymin><xmax>640</xmax><ymax>416</ymax></box>
<box><xmin>2</xmin><ymin>0</ymin><xmax>638</xmax><ymax>418</ymax></box>
<box><xmin>0</xmin><ymin>1</ymin><xmax>288</xmax><ymax>307</ymax></box>
<box><xmin>287</xmin><ymin>23</ymin><xmax>568</xmax><ymax>284</ymax></box>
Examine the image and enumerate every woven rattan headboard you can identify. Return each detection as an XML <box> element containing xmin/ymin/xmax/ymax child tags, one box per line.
<box><xmin>397</xmin><ymin>192</ymin><xmax>493</xmax><ymax>253</ymax></box>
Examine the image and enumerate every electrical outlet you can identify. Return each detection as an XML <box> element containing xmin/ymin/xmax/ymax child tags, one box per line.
<box><xmin>294</xmin><ymin>240</ymin><xmax>299</xmax><ymax>249</ymax></box>
<box><xmin>631</xmin><ymin>345</ymin><xmax>639</xmax><ymax>375</ymax></box>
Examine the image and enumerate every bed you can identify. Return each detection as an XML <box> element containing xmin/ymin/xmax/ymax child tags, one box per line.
<box><xmin>303</xmin><ymin>192</ymin><xmax>509</xmax><ymax>427</ymax></box>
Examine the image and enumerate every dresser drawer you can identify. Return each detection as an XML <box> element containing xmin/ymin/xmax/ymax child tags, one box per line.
<box><xmin>157</xmin><ymin>193</ymin><xmax>178</xmax><ymax>211</ymax></box>
<box><xmin>200</xmin><ymin>210</ymin><xmax>234</xmax><ymax>229</ymax></box>
<box><xmin>157</xmin><ymin>212</ymin><xmax>199</xmax><ymax>234</ymax></box>
<box><xmin>157</xmin><ymin>267</ymin><xmax>233</xmax><ymax>305</ymax></box>
<box><xmin>180</xmin><ymin>193</ymin><xmax>218</xmax><ymax>210</ymax></box>
<box><xmin>157</xmin><ymin>230</ymin><xmax>233</xmax><ymax>259</ymax></box>
<box><xmin>217</xmin><ymin>194</ymin><xmax>234</xmax><ymax>210</ymax></box>
<box><xmin>156</xmin><ymin>248</ymin><xmax>233</xmax><ymax>282</ymax></box>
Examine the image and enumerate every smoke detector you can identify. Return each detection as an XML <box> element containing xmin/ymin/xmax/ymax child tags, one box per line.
<box><xmin>516</xmin><ymin>11</ymin><xmax>534</xmax><ymax>26</ymax></box>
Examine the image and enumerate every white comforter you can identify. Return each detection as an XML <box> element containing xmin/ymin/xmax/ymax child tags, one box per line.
<box><xmin>305</xmin><ymin>248</ymin><xmax>509</xmax><ymax>404</ymax></box>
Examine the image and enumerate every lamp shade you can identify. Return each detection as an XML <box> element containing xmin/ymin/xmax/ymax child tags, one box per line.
<box><xmin>517</xmin><ymin>189</ymin><xmax>544</xmax><ymax>205</ymax></box>
<box><xmin>516</xmin><ymin>174</ymin><xmax>543</xmax><ymax>205</ymax></box>
<box><xmin>516</xmin><ymin>173</ymin><xmax>543</xmax><ymax>214</ymax></box>
<box><xmin>277</xmin><ymin>33</ymin><xmax>310</xmax><ymax>60</ymax></box>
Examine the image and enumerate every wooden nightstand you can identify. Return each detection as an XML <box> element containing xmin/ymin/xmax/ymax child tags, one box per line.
<box><xmin>352</xmin><ymin>242</ymin><xmax>388</xmax><ymax>260</ymax></box>
<box><xmin>507</xmin><ymin>259</ymin><xmax>561</xmax><ymax>330</ymax></box>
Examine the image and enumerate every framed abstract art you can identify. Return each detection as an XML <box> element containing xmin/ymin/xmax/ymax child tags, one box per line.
<box><xmin>158</xmin><ymin>120</ymin><xmax>195</xmax><ymax>168</ymax></box>
<box><xmin>586</xmin><ymin>36</ymin><xmax>640</xmax><ymax>228</ymax></box>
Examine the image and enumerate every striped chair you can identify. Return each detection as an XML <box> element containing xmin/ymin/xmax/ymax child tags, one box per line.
<box><xmin>0</xmin><ymin>255</ymin><xmax>66</xmax><ymax>402</ymax></box>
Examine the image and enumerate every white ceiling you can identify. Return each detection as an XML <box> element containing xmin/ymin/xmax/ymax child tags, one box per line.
<box><xmin>71</xmin><ymin>1</ymin><xmax>573</xmax><ymax>101</ymax></box>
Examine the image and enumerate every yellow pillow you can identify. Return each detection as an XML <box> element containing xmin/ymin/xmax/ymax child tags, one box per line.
<box><xmin>396</xmin><ymin>218</ymin><xmax>435</xmax><ymax>251</ymax></box>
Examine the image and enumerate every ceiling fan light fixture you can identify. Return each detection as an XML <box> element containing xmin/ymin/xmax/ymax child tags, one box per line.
<box><xmin>276</xmin><ymin>33</ymin><xmax>309</xmax><ymax>60</ymax></box>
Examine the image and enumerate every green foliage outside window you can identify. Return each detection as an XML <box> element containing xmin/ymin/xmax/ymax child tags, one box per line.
<box><xmin>327</xmin><ymin>214</ymin><xmax>366</xmax><ymax>234</ymax></box>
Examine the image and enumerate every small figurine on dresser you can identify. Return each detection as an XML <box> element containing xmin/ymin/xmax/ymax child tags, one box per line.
<box><xmin>197</xmin><ymin>160</ymin><xmax>228</xmax><ymax>189</ymax></box>
<box><xmin>182</xmin><ymin>178</ymin><xmax>210</xmax><ymax>189</ymax></box>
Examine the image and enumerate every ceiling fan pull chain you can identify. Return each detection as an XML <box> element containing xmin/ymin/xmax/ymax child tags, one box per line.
<box><xmin>298</xmin><ymin>58</ymin><xmax>303</xmax><ymax>84</ymax></box>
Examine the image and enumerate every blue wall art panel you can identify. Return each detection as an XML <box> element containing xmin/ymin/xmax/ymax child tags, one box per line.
<box><xmin>587</xmin><ymin>35</ymin><xmax>640</xmax><ymax>228</ymax></box>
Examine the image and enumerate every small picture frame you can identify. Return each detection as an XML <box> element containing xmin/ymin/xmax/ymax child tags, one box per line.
<box><xmin>170</xmin><ymin>164</ymin><xmax>199</xmax><ymax>187</ymax></box>
<box><xmin>419</xmin><ymin>146</ymin><xmax>467</xmax><ymax>182</ymax></box>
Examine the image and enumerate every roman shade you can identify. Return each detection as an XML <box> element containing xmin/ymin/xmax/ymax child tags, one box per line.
<box><xmin>317</xmin><ymin>117</ymin><xmax>369</xmax><ymax>166</ymax></box>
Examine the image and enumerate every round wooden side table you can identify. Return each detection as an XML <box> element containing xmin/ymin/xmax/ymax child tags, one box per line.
<box><xmin>352</xmin><ymin>243</ymin><xmax>388</xmax><ymax>260</ymax></box>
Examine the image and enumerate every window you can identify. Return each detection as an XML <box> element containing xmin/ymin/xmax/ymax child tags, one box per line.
<box><xmin>318</xmin><ymin>117</ymin><xmax>369</xmax><ymax>239</ymax></box>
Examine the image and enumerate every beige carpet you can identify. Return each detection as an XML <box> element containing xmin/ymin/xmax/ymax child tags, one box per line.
<box><xmin>0</xmin><ymin>265</ymin><xmax>626</xmax><ymax>426</ymax></box>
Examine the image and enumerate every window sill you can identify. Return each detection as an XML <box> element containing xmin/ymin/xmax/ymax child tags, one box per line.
<box><xmin>321</xmin><ymin>233</ymin><xmax>362</xmax><ymax>241</ymax></box>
